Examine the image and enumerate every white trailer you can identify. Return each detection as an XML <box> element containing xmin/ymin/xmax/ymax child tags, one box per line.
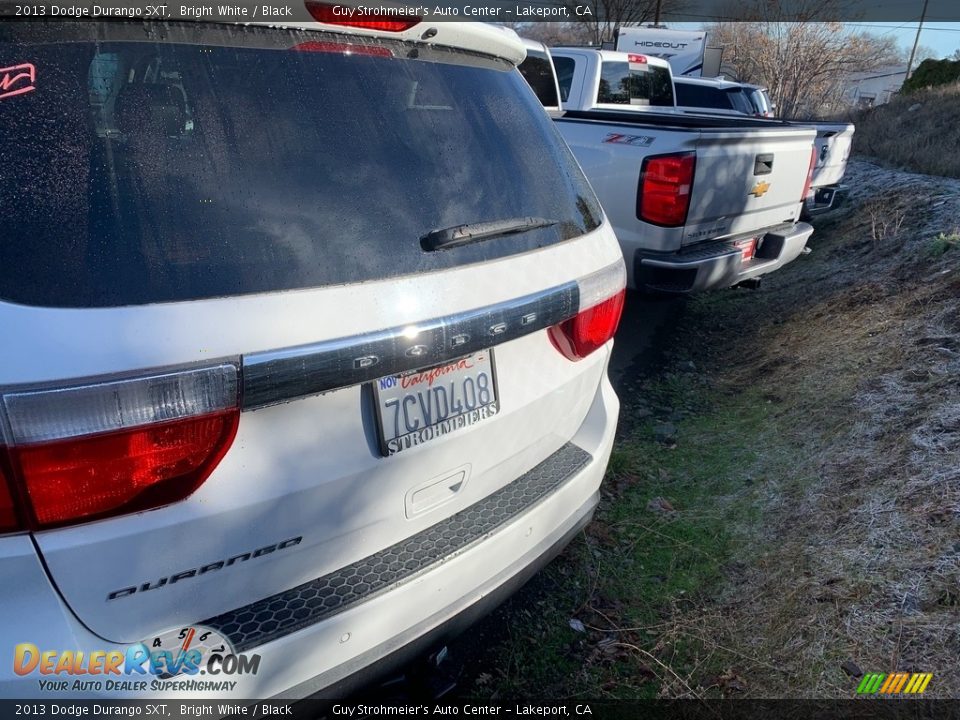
<box><xmin>615</xmin><ymin>27</ymin><xmax>708</xmax><ymax>77</ymax></box>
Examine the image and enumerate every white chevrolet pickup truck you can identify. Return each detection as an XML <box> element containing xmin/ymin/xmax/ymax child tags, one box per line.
<box><xmin>520</xmin><ymin>46</ymin><xmax>818</xmax><ymax>293</ymax></box>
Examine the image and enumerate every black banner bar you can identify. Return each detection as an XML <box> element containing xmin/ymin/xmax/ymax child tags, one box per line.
<box><xmin>0</xmin><ymin>0</ymin><xmax>958</xmax><ymax>23</ymax></box>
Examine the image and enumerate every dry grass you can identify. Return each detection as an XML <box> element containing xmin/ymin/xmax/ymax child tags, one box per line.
<box><xmin>456</xmin><ymin>160</ymin><xmax>960</xmax><ymax>700</ymax></box>
<box><xmin>852</xmin><ymin>83</ymin><xmax>960</xmax><ymax>178</ymax></box>
<box><xmin>661</xmin><ymin>161</ymin><xmax>960</xmax><ymax>697</ymax></box>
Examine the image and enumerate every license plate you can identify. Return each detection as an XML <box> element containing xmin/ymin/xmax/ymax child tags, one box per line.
<box><xmin>372</xmin><ymin>351</ymin><xmax>500</xmax><ymax>456</ymax></box>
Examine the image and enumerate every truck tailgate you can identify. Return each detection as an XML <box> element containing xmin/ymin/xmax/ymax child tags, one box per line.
<box><xmin>683</xmin><ymin>124</ymin><xmax>817</xmax><ymax>246</ymax></box>
<box><xmin>555</xmin><ymin>111</ymin><xmax>816</xmax><ymax>255</ymax></box>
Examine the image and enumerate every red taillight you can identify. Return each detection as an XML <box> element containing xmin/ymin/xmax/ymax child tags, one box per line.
<box><xmin>11</xmin><ymin>411</ymin><xmax>238</xmax><ymax>529</ymax></box>
<box><xmin>0</xmin><ymin>465</ymin><xmax>22</xmax><ymax>532</ymax></box>
<box><xmin>627</xmin><ymin>54</ymin><xmax>648</xmax><ymax>65</ymax></box>
<box><xmin>291</xmin><ymin>41</ymin><xmax>393</xmax><ymax>57</ymax></box>
<box><xmin>305</xmin><ymin>2</ymin><xmax>421</xmax><ymax>31</ymax></box>
<box><xmin>802</xmin><ymin>146</ymin><xmax>816</xmax><ymax>201</ymax></box>
<box><xmin>548</xmin><ymin>262</ymin><xmax>627</xmax><ymax>362</ymax></box>
<box><xmin>637</xmin><ymin>152</ymin><xmax>696</xmax><ymax>227</ymax></box>
<box><xmin>0</xmin><ymin>363</ymin><xmax>239</xmax><ymax>530</ymax></box>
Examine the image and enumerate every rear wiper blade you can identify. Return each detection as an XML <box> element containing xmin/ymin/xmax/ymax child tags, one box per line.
<box><xmin>421</xmin><ymin>216</ymin><xmax>558</xmax><ymax>252</ymax></box>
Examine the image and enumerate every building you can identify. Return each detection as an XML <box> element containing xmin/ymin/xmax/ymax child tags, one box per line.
<box><xmin>844</xmin><ymin>65</ymin><xmax>908</xmax><ymax>108</ymax></box>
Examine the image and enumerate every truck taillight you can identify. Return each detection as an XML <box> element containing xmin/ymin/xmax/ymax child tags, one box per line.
<box><xmin>0</xmin><ymin>364</ymin><xmax>239</xmax><ymax>530</ymax></box>
<box><xmin>549</xmin><ymin>262</ymin><xmax>627</xmax><ymax>361</ymax></box>
<box><xmin>627</xmin><ymin>54</ymin><xmax>648</xmax><ymax>64</ymax></box>
<box><xmin>802</xmin><ymin>146</ymin><xmax>816</xmax><ymax>201</ymax></box>
<box><xmin>637</xmin><ymin>152</ymin><xmax>696</xmax><ymax>227</ymax></box>
<box><xmin>305</xmin><ymin>2</ymin><xmax>421</xmax><ymax>30</ymax></box>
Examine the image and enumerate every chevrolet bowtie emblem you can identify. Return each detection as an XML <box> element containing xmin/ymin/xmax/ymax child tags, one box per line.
<box><xmin>749</xmin><ymin>181</ymin><xmax>771</xmax><ymax>198</ymax></box>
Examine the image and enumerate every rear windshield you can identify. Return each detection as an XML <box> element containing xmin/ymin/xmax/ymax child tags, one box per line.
<box><xmin>518</xmin><ymin>49</ymin><xmax>559</xmax><ymax>108</ymax></box>
<box><xmin>596</xmin><ymin>61</ymin><xmax>674</xmax><ymax>107</ymax></box>
<box><xmin>0</xmin><ymin>23</ymin><xmax>602</xmax><ymax>308</ymax></box>
<box><xmin>675</xmin><ymin>81</ymin><xmax>752</xmax><ymax>114</ymax></box>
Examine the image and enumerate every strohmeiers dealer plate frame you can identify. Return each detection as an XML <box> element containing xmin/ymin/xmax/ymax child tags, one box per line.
<box><xmin>372</xmin><ymin>350</ymin><xmax>500</xmax><ymax>457</ymax></box>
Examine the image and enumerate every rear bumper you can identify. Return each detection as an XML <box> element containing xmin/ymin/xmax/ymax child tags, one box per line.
<box><xmin>801</xmin><ymin>184</ymin><xmax>847</xmax><ymax>219</ymax></box>
<box><xmin>289</xmin><ymin>483</ymin><xmax>598</xmax><ymax>704</ymax></box>
<box><xmin>0</xmin><ymin>361</ymin><xmax>619</xmax><ymax>701</ymax></box>
<box><xmin>634</xmin><ymin>222</ymin><xmax>814</xmax><ymax>293</ymax></box>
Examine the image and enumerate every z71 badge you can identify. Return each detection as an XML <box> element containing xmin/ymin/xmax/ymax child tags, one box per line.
<box><xmin>603</xmin><ymin>133</ymin><xmax>655</xmax><ymax>147</ymax></box>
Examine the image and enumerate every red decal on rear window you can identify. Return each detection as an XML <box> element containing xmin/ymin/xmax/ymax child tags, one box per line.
<box><xmin>0</xmin><ymin>63</ymin><xmax>36</xmax><ymax>100</ymax></box>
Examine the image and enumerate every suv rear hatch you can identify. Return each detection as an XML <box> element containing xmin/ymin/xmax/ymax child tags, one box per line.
<box><xmin>0</xmin><ymin>20</ymin><xmax>620</xmax><ymax>643</ymax></box>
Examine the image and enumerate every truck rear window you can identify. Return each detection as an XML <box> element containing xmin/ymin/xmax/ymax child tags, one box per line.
<box><xmin>0</xmin><ymin>23</ymin><xmax>602</xmax><ymax>308</ymax></box>
<box><xmin>597</xmin><ymin>61</ymin><xmax>673</xmax><ymax>107</ymax></box>
<box><xmin>675</xmin><ymin>82</ymin><xmax>753</xmax><ymax>114</ymax></box>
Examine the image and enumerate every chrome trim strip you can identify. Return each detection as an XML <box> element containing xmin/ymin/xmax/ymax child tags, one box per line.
<box><xmin>241</xmin><ymin>281</ymin><xmax>580</xmax><ymax>410</ymax></box>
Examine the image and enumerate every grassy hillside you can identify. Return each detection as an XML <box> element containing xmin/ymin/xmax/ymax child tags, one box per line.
<box><xmin>452</xmin><ymin>161</ymin><xmax>960</xmax><ymax>698</ymax></box>
<box><xmin>852</xmin><ymin>83</ymin><xmax>960</xmax><ymax>178</ymax></box>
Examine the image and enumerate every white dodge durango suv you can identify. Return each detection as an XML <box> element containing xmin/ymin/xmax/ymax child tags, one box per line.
<box><xmin>0</xmin><ymin>12</ymin><xmax>624</xmax><ymax>699</ymax></box>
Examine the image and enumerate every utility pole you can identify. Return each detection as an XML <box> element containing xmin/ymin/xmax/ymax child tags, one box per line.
<box><xmin>654</xmin><ymin>0</ymin><xmax>662</xmax><ymax>25</ymax></box>
<box><xmin>905</xmin><ymin>0</ymin><xmax>929</xmax><ymax>80</ymax></box>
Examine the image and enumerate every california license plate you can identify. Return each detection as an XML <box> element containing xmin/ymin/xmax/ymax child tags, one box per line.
<box><xmin>373</xmin><ymin>351</ymin><xmax>499</xmax><ymax>456</ymax></box>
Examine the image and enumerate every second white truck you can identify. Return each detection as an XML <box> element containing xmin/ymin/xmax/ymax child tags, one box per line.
<box><xmin>520</xmin><ymin>46</ymin><xmax>818</xmax><ymax>293</ymax></box>
<box><xmin>671</xmin><ymin>77</ymin><xmax>855</xmax><ymax>217</ymax></box>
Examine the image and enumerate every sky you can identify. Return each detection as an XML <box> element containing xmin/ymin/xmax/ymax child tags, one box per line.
<box><xmin>669</xmin><ymin>21</ymin><xmax>960</xmax><ymax>61</ymax></box>
<box><xmin>847</xmin><ymin>21</ymin><xmax>960</xmax><ymax>59</ymax></box>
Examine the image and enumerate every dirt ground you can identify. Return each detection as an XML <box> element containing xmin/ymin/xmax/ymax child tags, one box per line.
<box><xmin>448</xmin><ymin>159</ymin><xmax>960</xmax><ymax>699</ymax></box>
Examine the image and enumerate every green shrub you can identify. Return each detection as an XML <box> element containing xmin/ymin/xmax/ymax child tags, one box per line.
<box><xmin>928</xmin><ymin>232</ymin><xmax>960</xmax><ymax>257</ymax></box>
<box><xmin>903</xmin><ymin>58</ymin><xmax>960</xmax><ymax>93</ymax></box>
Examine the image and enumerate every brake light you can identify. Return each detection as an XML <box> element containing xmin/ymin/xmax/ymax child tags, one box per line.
<box><xmin>0</xmin><ymin>466</ymin><xmax>21</xmax><ymax>532</ymax></box>
<box><xmin>802</xmin><ymin>146</ymin><xmax>816</xmax><ymax>201</ymax></box>
<box><xmin>305</xmin><ymin>2</ymin><xmax>421</xmax><ymax>31</ymax></box>
<box><xmin>637</xmin><ymin>152</ymin><xmax>696</xmax><ymax>227</ymax></box>
<box><xmin>0</xmin><ymin>364</ymin><xmax>239</xmax><ymax>530</ymax></box>
<box><xmin>292</xmin><ymin>41</ymin><xmax>393</xmax><ymax>57</ymax></box>
<box><xmin>549</xmin><ymin>262</ymin><xmax>627</xmax><ymax>361</ymax></box>
<box><xmin>627</xmin><ymin>54</ymin><xmax>648</xmax><ymax>65</ymax></box>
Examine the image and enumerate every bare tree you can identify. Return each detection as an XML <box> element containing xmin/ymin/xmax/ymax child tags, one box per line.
<box><xmin>913</xmin><ymin>45</ymin><xmax>939</xmax><ymax>62</ymax></box>
<box><xmin>705</xmin><ymin>2</ymin><xmax>903</xmax><ymax>117</ymax></box>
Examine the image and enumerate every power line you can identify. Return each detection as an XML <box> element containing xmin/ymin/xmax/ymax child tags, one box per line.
<box><xmin>845</xmin><ymin>22</ymin><xmax>960</xmax><ymax>33</ymax></box>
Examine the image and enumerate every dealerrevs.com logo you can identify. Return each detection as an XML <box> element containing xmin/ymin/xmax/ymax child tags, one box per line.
<box><xmin>14</xmin><ymin>626</ymin><xmax>260</xmax><ymax>693</ymax></box>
